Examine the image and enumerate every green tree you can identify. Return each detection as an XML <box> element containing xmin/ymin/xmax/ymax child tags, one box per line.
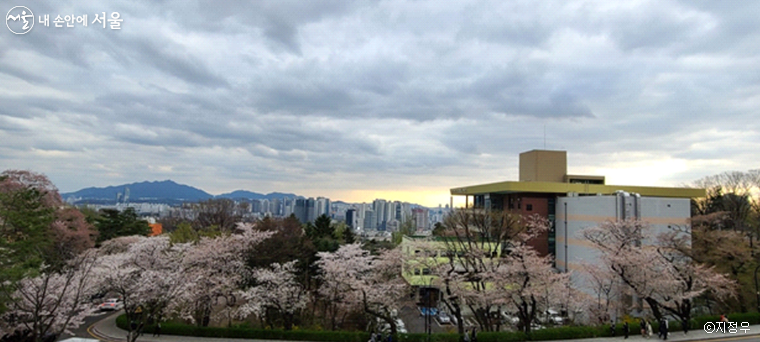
<box><xmin>170</xmin><ymin>222</ymin><xmax>200</xmax><ymax>244</ymax></box>
<box><xmin>0</xmin><ymin>170</ymin><xmax>96</xmax><ymax>317</ymax></box>
<box><xmin>305</xmin><ymin>214</ymin><xmax>339</xmax><ymax>252</ymax></box>
<box><xmin>0</xmin><ymin>186</ymin><xmax>55</xmax><ymax>278</ymax></box>
<box><xmin>343</xmin><ymin>224</ymin><xmax>356</xmax><ymax>244</ymax></box>
<box><xmin>391</xmin><ymin>218</ymin><xmax>416</xmax><ymax>245</ymax></box>
<box><xmin>307</xmin><ymin>214</ymin><xmax>334</xmax><ymax>239</ymax></box>
<box><xmin>95</xmin><ymin>207</ymin><xmax>151</xmax><ymax>243</ymax></box>
<box><xmin>431</xmin><ymin>222</ymin><xmax>445</xmax><ymax>236</ymax></box>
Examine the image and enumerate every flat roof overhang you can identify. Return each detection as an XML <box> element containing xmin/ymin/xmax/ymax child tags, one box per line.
<box><xmin>450</xmin><ymin>181</ymin><xmax>705</xmax><ymax>198</ymax></box>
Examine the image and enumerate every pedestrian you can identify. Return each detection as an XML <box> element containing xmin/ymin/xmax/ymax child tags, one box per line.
<box><xmin>646</xmin><ymin>320</ymin><xmax>652</xmax><ymax>338</ymax></box>
<box><xmin>623</xmin><ymin>321</ymin><xmax>629</xmax><ymax>339</ymax></box>
<box><xmin>464</xmin><ymin>329</ymin><xmax>471</xmax><ymax>342</ymax></box>
<box><xmin>661</xmin><ymin>318</ymin><xmax>669</xmax><ymax>340</ymax></box>
<box><xmin>153</xmin><ymin>322</ymin><xmax>161</xmax><ymax>337</ymax></box>
<box><xmin>657</xmin><ymin>319</ymin><xmax>663</xmax><ymax>339</ymax></box>
<box><xmin>610</xmin><ymin>319</ymin><xmax>616</xmax><ymax>337</ymax></box>
<box><xmin>471</xmin><ymin>327</ymin><xmax>477</xmax><ymax>342</ymax></box>
<box><xmin>640</xmin><ymin>319</ymin><xmax>646</xmax><ymax>338</ymax></box>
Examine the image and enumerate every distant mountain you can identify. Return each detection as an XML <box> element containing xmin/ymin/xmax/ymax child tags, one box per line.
<box><xmin>216</xmin><ymin>190</ymin><xmax>302</xmax><ymax>200</ymax></box>
<box><xmin>62</xmin><ymin>180</ymin><xmax>213</xmax><ymax>204</ymax></box>
<box><xmin>63</xmin><ymin>180</ymin><xmax>304</xmax><ymax>205</ymax></box>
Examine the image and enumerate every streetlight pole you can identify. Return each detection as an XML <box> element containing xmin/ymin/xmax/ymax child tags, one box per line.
<box><xmin>754</xmin><ymin>264</ymin><xmax>760</xmax><ymax>312</ymax></box>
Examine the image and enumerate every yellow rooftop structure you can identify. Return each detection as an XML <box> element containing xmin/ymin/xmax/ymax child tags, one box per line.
<box><xmin>450</xmin><ymin>150</ymin><xmax>705</xmax><ymax>198</ymax></box>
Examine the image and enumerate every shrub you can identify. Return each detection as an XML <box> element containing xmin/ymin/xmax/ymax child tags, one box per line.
<box><xmin>115</xmin><ymin>312</ymin><xmax>760</xmax><ymax>342</ymax></box>
<box><xmin>115</xmin><ymin>315</ymin><xmax>369</xmax><ymax>342</ymax></box>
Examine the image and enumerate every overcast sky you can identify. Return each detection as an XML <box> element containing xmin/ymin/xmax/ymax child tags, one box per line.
<box><xmin>2</xmin><ymin>1</ymin><xmax>759</xmax><ymax>206</ymax></box>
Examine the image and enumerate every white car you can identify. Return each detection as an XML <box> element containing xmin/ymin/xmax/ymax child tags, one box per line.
<box><xmin>437</xmin><ymin>311</ymin><xmax>452</xmax><ymax>324</ymax></box>
<box><xmin>542</xmin><ymin>309</ymin><xmax>564</xmax><ymax>325</ymax></box>
<box><xmin>501</xmin><ymin>312</ymin><xmax>519</xmax><ymax>325</ymax></box>
<box><xmin>98</xmin><ymin>298</ymin><xmax>123</xmax><ymax>311</ymax></box>
<box><xmin>378</xmin><ymin>318</ymin><xmax>407</xmax><ymax>334</ymax></box>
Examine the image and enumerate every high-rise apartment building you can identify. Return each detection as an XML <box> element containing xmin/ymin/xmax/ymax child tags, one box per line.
<box><xmin>346</xmin><ymin>209</ymin><xmax>357</xmax><ymax>229</ymax></box>
<box><xmin>306</xmin><ymin>197</ymin><xmax>317</xmax><ymax>223</ymax></box>
<box><xmin>364</xmin><ymin>209</ymin><xmax>377</xmax><ymax>230</ymax></box>
<box><xmin>412</xmin><ymin>208</ymin><xmax>429</xmax><ymax>231</ymax></box>
<box><xmin>373</xmin><ymin>199</ymin><xmax>386</xmax><ymax>230</ymax></box>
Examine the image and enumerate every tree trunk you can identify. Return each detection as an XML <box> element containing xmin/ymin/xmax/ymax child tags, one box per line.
<box><xmin>645</xmin><ymin>298</ymin><xmax>662</xmax><ymax>320</ymax></box>
<box><xmin>284</xmin><ymin>313</ymin><xmax>294</xmax><ymax>331</ymax></box>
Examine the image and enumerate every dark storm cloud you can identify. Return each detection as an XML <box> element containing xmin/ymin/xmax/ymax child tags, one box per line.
<box><xmin>2</xmin><ymin>0</ymin><xmax>760</xmax><ymax>200</ymax></box>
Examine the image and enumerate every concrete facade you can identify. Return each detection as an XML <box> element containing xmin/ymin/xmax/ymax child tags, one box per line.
<box><xmin>519</xmin><ymin>150</ymin><xmax>568</xmax><ymax>183</ymax></box>
<box><xmin>554</xmin><ymin>193</ymin><xmax>691</xmax><ymax>285</ymax></box>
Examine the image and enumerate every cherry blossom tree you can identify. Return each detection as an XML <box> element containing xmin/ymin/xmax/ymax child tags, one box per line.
<box><xmin>50</xmin><ymin>208</ymin><xmax>97</xmax><ymax>264</ymax></box>
<box><xmin>0</xmin><ymin>251</ymin><xmax>98</xmax><ymax>342</ymax></box>
<box><xmin>490</xmin><ymin>245</ymin><xmax>573</xmax><ymax>334</ymax></box>
<box><xmin>94</xmin><ymin>236</ymin><xmax>192</xmax><ymax>342</ymax></box>
<box><xmin>582</xmin><ymin>219</ymin><xmax>736</xmax><ymax>332</ymax></box>
<box><xmin>414</xmin><ymin>209</ymin><xmax>554</xmax><ymax>334</ymax></box>
<box><xmin>579</xmin><ymin>262</ymin><xmax>621</xmax><ymax>325</ymax></box>
<box><xmin>237</xmin><ymin>260</ymin><xmax>309</xmax><ymax>330</ymax></box>
<box><xmin>316</xmin><ymin>243</ymin><xmax>369</xmax><ymax>330</ymax></box>
<box><xmin>180</xmin><ymin>223</ymin><xmax>273</xmax><ymax>327</ymax></box>
<box><xmin>317</xmin><ymin>243</ymin><xmax>408</xmax><ymax>336</ymax></box>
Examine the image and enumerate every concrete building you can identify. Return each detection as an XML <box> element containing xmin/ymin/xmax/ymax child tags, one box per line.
<box><xmin>373</xmin><ymin>199</ymin><xmax>387</xmax><ymax>230</ymax></box>
<box><xmin>346</xmin><ymin>208</ymin><xmax>357</xmax><ymax>229</ymax></box>
<box><xmin>412</xmin><ymin>208</ymin><xmax>429</xmax><ymax>231</ymax></box>
<box><xmin>364</xmin><ymin>209</ymin><xmax>377</xmax><ymax>230</ymax></box>
<box><xmin>555</xmin><ymin>192</ymin><xmax>690</xmax><ymax>280</ymax></box>
<box><xmin>449</xmin><ymin>149</ymin><xmax>704</xmax><ymax>268</ymax></box>
<box><xmin>306</xmin><ymin>197</ymin><xmax>317</xmax><ymax>223</ymax></box>
<box><xmin>294</xmin><ymin>199</ymin><xmax>304</xmax><ymax>223</ymax></box>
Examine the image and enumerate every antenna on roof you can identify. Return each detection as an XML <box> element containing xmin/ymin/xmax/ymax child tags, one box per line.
<box><xmin>543</xmin><ymin>124</ymin><xmax>546</xmax><ymax>149</ymax></box>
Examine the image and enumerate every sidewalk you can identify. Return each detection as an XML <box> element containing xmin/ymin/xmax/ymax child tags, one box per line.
<box><xmin>534</xmin><ymin>325</ymin><xmax>760</xmax><ymax>342</ymax></box>
<box><xmin>89</xmin><ymin>312</ymin><xmax>760</xmax><ymax>342</ymax></box>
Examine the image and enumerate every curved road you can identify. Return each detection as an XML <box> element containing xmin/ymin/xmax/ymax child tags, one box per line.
<box><xmin>61</xmin><ymin>311</ymin><xmax>760</xmax><ymax>342</ymax></box>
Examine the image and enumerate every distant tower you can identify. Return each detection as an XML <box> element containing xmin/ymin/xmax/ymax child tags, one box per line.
<box><xmin>346</xmin><ymin>209</ymin><xmax>356</xmax><ymax>229</ymax></box>
<box><xmin>373</xmin><ymin>199</ymin><xmax>386</xmax><ymax>230</ymax></box>
<box><xmin>123</xmin><ymin>187</ymin><xmax>130</xmax><ymax>203</ymax></box>
<box><xmin>306</xmin><ymin>198</ymin><xmax>317</xmax><ymax>223</ymax></box>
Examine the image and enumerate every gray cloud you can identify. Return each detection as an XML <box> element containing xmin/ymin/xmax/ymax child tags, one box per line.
<box><xmin>1</xmin><ymin>0</ymin><xmax>759</xmax><ymax>204</ymax></box>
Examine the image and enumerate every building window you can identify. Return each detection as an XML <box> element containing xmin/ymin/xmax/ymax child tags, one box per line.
<box><xmin>526</xmin><ymin>204</ymin><xmax>533</xmax><ymax>211</ymax></box>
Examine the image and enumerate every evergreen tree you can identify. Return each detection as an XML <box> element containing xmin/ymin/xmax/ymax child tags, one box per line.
<box><xmin>95</xmin><ymin>207</ymin><xmax>151</xmax><ymax>243</ymax></box>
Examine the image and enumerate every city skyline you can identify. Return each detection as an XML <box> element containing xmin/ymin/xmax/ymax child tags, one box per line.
<box><xmin>3</xmin><ymin>1</ymin><xmax>760</xmax><ymax>207</ymax></box>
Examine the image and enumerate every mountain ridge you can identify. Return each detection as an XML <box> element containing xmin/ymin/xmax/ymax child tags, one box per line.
<box><xmin>62</xmin><ymin>180</ymin><xmax>304</xmax><ymax>204</ymax></box>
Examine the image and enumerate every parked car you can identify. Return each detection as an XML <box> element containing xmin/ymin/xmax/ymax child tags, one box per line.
<box><xmin>437</xmin><ymin>311</ymin><xmax>452</xmax><ymax>324</ymax></box>
<box><xmin>418</xmin><ymin>306</ymin><xmax>438</xmax><ymax>316</ymax></box>
<box><xmin>541</xmin><ymin>309</ymin><xmax>564</xmax><ymax>325</ymax></box>
<box><xmin>501</xmin><ymin>312</ymin><xmax>519</xmax><ymax>325</ymax></box>
<box><xmin>98</xmin><ymin>298</ymin><xmax>123</xmax><ymax>311</ymax></box>
<box><xmin>377</xmin><ymin>318</ymin><xmax>407</xmax><ymax>334</ymax></box>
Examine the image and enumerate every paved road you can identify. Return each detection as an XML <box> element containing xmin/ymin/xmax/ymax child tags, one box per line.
<box><xmin>666</xmin><ymin>335</ymin><xmax>760</xmax><ymax>342</ymax></box>
<box><xmin>69</xmin><ymin>310</ymin><xmax>760</xmax><ymax>342</ymax></box>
